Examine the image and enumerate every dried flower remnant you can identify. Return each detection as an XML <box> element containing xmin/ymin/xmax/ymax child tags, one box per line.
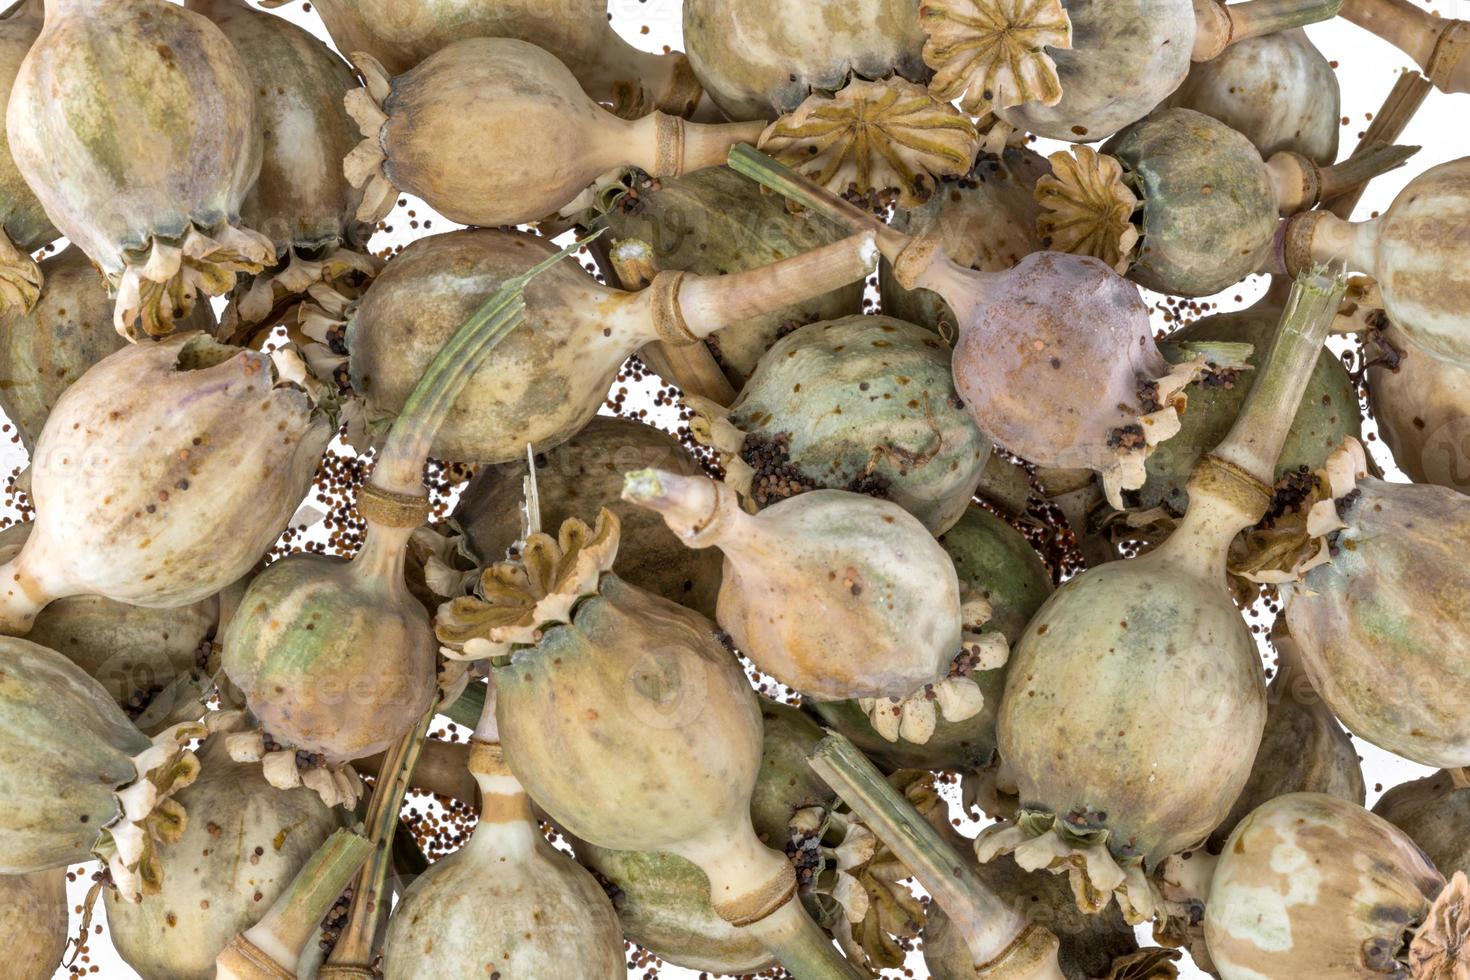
<box><xmin>1036</xmin><ymin>145</ymin><xmax>1140</xmax><ymax>273</ymax></box>
<box><xmin>920</xmin><ymin>0</ymin><xmax>1072</xmax><ymax>115</ymax></box>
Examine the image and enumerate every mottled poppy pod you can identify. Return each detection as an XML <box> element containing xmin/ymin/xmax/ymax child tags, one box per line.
<box><xmin>922</xmin><ymin>0</ymin><xmax>1343</xmax><ymax>142</ymax></box>
<box><xmin>0</xmin><ymin>334</ymin><xmax>331</xmax><ymax>636</ymax></box>
<box><xmin>0</xmin><ymin>638</ymin><xmax>203</xmax><ymax>903</ymax></box>
<box><xmin>811</xmin><ymin>505</ymin><xmax>1053</xmax><ymax>771</ymax></box>
<box><xmin>382</xmin><ymin>740</ymin><xmax>624</xmax><ymax>979</ymax></box>
<box><xmin>0</xmin><ymin>0</ymin><xmax>56</xmax><ymax>315</ymax></box>
<box><xmin>1036</xmin><ymin>108</ymin><xmax>1415</xmax><ymax>294</ymax></box>
<box><xmin>344</xmin><ymin>38</ymin><xmax>764</xmax><ymax>228</ymax></box>
<box><xmin>1341</xmin><ymin>0</ymin><xmax>1470</xmax><ymax>96</ymax></box>
<box><xmin>7</xmin><ymin>0</ymin><xmax>275</xmax><ymax>340</ymax></box>
<box><xmin>1160</xmin><ymin>29</ymin><xmax>1339</xmax><ymax>164</ymax></box>
<box><xmin>1375</xmin><ymin>770</ymin><xmax>1470</xmax><ymax>880</ymax></box>
<box><xmin>976</xmin><ymin>271</ymin><xmax>1346</xmax><ymax>923</ymax></box>
<box><xmin>452</xmin><ymin>417</ymin><xmax>723</xmax><ymax>616</ymax></box>
<box><xmin>0</xmin><ymin>246</ymin><xmax>214</xmax><ymax>453</ymax></box>
<box><xmin>186</xmin><ymin>0</ymin><xmax>379</xmax><ymax>342</ymax></box>
<box><xmin>103</xmin><ymin>735</ymin><xmax>342</xmax><ymax>980</ymax></box>
<box><xmin>692</xmin><ymin>315</ymin><xmax>992</xmax><ymax>535</ymax></box>
<box><xmin>436</xmin><ymin>512</ymin><xmax>862</xmax><ymax>978</ymax></box>
<box><xmin>682</xmin><ymin>0</ymin><xmax>927</xmax><ymax>121</ymax></box>
<box><xmin>1369</xmin><ymin>318</ymin><xmax>1470</xmax><ymax>492</ymax></box>
<box><xmin>881</xmin><ymin>146</ymin><xmax>1050</xmax><ymax>336</ymax></box>
<box><xmin>337</xmin><ymin>226</ymin><xmax>876</xmax><ymax>464</ymax></box>
<box><xmin>727</xmin><ymin>144</ymin><xmax>1216</xmax><ymax>510</ymax></box>
<box><xmin>598</xmin><ymin>166</ymin><xmax>865</xmax><ymax>386</ymax></box>
<box><xmin>1206</xmin><ymin>793</ymin><xmax>1470</xmax><ymax>979</ymax></box>
<box><xmin>0</xmin><ymin>868</ymin><xmax>67</xmax><ymax>980</ymax></box>
<box><xmin>623</xmin><ymin>470</ymin><xmax>999</xmax><ymax>734</ymax></box>
<box><xmin>1280</xmin><ymin>155</ymin><xmax>1470</xmax><ymax>368</ymax></box>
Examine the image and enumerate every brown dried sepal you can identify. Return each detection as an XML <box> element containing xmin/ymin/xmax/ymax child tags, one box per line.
<box><xmin>920</xmin><ymin>0</ymin><xmax>1072</xmax><ymax>116</ymax></box>
<box><xmin>1036</xmin><ymin>147</ymin><xmax>1142</xmax><ymax>274</ymax></box>
<box><xmin>757</xmin><ymin>77</ymin><xmax>980</xmax><ymax>209</ymax></box>
<box><xmin>1411</xmin><ymin>870</ymin><xmax>1470</xmax><ymax>978</ymax></box>
<box><xmin>115</xmin><ymin>224</ymin><xmax>277</xmax><ymax>341</ymax></box>
<box><xmin>343</xmin><ymin>52</ymin><xmax>397</xmax><ymax>225</ymax></box>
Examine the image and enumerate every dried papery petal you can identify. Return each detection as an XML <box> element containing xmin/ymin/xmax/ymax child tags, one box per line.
<box><xmin>920</xmin><ymin>0</ymin><xmax>1071</xmax><ymax>115</ymax></box>
<box><xmin>100</xmin><ymin>721</ymin><xmax>207</xmax><ymax>904</ymax></box>
<box><xmin>758</xmin><ymin>77</ymin><xmax>980</xmax><ymax>208</ymax></box>
<box><xmin>114</xmin><ymin>224</ymin><xmax>276</xmax><ymax>340</ymax></box>
<box><xmin>1410</xmin><ymin>871</ymin><xmax>1470</xmax><ymax>978</ymax></box>
<box><xmin>343</xmin><ymin>52</ymin><xmax>397</xmax><ymax>225</ymax></box>
<box><xmin>0</xmin><ymin>232</ymin><xmax>41</xmax><ymax>314</ymax></box>
<box><xmin>1036</xmin><ymin>146</ymin><xmax>1141</xmax><ymax>274</ymax></box>
<box><xmin>224</xmin><ymin>244</ymin><xmax>381</xmax><ymax>344</ymax></box>
<box><xmin>1106</xmin><ymin>948</ymin><xmax>1182</xmax><ymax>979</ymax></box>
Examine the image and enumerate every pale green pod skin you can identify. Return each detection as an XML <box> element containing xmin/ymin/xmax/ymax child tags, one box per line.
<box><xmin>1368</xmin><ymin>320</ymin><xmax>1470</xmax><ymax>493</ymax></box>
<box><xmin>998</xmin><ymin>0</ymin><xmax>1195</xmax><ymax>142</ymax></box>
<box><xmin>1105</xmin><ymin>109</ymin><xmax>1278</xmax><ymax>297</ymax></box>
<box><xmin>881</xmin><ymin>148</ymin><xmax>1049</xmax><ymax>335</ymax></box>
<box><xmin>682</xmin><ymin>0</ymin><xmax>927</xmax><ymax>120</ymax></box>
<box><xmin>104</xmin><ymin>736</ymin><xmax>341</xmax><ymax>980</ymax></box>
<box><xmin>924</xmin><ymin>855</ymin><xmax>1140</xmax><ymax>980</ymax></box>
<box><xmin>1205</xmin><ymin>659</ymin><xmax>1364</xmax><ymax>853</ymax></box>
<box><xmin>302</xmin><ymin>0</ymin><xmax>699</xmax><ymax>116</ymax></box>
<box><xmin>1160</xmin><ymin>30</ymin><xmax>1339</xmax><ymax>165</ymax></box>
<box><xmin>601</xmin><ymin>166</ymin><xmax>863</xmax><ymax>385</ymax></box>
<box><xmin>1136</xmin><ymin>303</ymin><xmax>1361</xmax><ymax>514</ymax></box>
<box><xmin>7</xmin><ymin>0</ymin><xmax>263</xmax><ymax>277</ymax></box>
<box><xmin>0</xmin><ymin>2</ymin><xmax>57</xmax><ymax>258</ymax></box>
<box><xmin>812</xmin><ymin>505</ymin><xmax>1053</xmax><ymax>771</ymax></box>
<box><xmin>452</xmin><ymin>417</ymin><xmax>723</xmax><ymax>617</ymax></box>
<box><xmin>999</xmin><ymin>545</ymin><xmax>1265</xmax><ymax>869</ymax></box>
<box><xmin>0</xmin><ymin>868</ymin><xmax>68</xmax><ymax>980</ymax></box>
<box><xmin>1374</xmin><ymin>770</ymin><xmax>1470</xmax><ymax>880</ymax></box>
<box><xmin>730</xmin><ymin>315</ymin><xmax>992</xmax><ymax>534</ymax></box>
<box><xmin>0</xmin><ymin>637</ymin><xmax>150</xmax><ymax>872</ymax></box>
<box><xmin>221</xmin><ymin>548</ymin><xmax>437</xmax><ymax>763</ymax></box>
<box><xmin>0</xmin><ymin>246</ymin><xmax>215</xmax><ymax>452</ymax></box>
<box><xmin>187</xmin><ymin>0</ymin><xmax>367</xmax><ymax>253</ymax></box>
<box><xmin>1205</xmin><ymin>793</ymin><xmax>1443</xmax><ymax>979</ymax></box>
<box><xmin>1286</xmin><ymin>478</ymin><xmax>1470</xmax><ymax>768</ymax></box>
<box><xmin>748</xmin><ymin>700</ymin><xmax>834</xmax><ymax>845</ymax></box>
<box><xmin>0</xmin><ymin>333</ymin><xmax>331</xmax><ymax>633</ymax></box>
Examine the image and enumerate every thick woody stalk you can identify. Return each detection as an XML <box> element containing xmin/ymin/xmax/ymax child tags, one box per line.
<box><xmin>1328</xmin><ymin>70</ymin><xmax>1433</xmax><ymax>218</ymax></box>
<box><xmin>1193</xmin><ymin>0</ymin><xmax>1345</xmax><ymax>61</ymax></box>
<box><xmin>1341</xmin><ymin>0</ymin><xmax>1470</xmax><ymax>93</ymax></box>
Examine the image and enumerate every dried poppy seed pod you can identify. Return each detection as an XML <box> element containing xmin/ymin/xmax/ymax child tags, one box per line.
<box><xmin>1368</xmin><ymin>318</ymin><xmax>1470</xmax><ymax>492</ymax></box>
<box><xmin>345</xmin><ymin>38</ymin><xmax>764</xmax><ymax>228</ymax></box>
<box><xmin>436</xmin><ymin>513</ymin><xmax>863</xmax><ymax>978</ymax></box>
<box><xmin>922</xmin><ymin>0</ymin><xmax>1344</xmax><ymax>141</ymax></box>
<box><xmin>1375</xmin><ymin>771</ymin><xmax>1470</xmax><ymax>879</ymax></box>
<box><xmin>977</xmin><ymin>270</ymin><xmax>1346</xmax><ymax>923</ymax></box>
<box><xmin>104</xmin><ymin>735</ymin><xmax>343</xmax><ymax>979</ymax></box>
<box><xmin>1159</xmin><ymin>29</ymin><xmax>1339</xmax><ymax>164</ymax></box>
<box><xmin>1281</xmin><ymin>155</ymin><xmax>1470</xmax><ymax>368</ymax></box>
<box><xmin>8</xmin><ymin>0</ymin><xmax>275</xmax><ymax>339</ymax></box>
<box><xmin>1341</xmin><ymin>0</ymin><xmax>1470</xmax><ymax>95</ymax></box>
<box><xmin>0</xmin><ymin>334</ymin><xmax>332</xmax><ymax>636</ymax></box>
<box><xmin>0</xmin><ymin>245</ymin><xmax>215</xmax><ymax>453</ymax></box>
<box><xmin>452</xmin><ymin>417</ymin><xmax>723</xmax><ymax>616</ymax></box>
<box><xmin>0</xmin><ymin>868</ymin><xmax>67</xmax><ymax>980</ymax></box>
<box><xmin>597</xmin><ymin>166</ymin><xmax>865</xmax><ymax>387</ymax></box>
<box><xmin>1037</xmin><ymin>109</ymin><xmax>1416</xmax><ymax>294</ymax></box>
<box><xmin>274</xmin><ymin>0</ymin><xmax>701</xmax><ymax>118</ymax></box>
<box><xmin>1205</xmin><ymin>793</ymin><xmax>1470</xmax><ymax>978</ymax></box>
<box><xmin>186</xmin><ymin>0</ymin><xmax>378</xmax><ymax>342</ymax></box>
<box><xmin>727</xmin><ymin>144</ymin><xmax>1217</xmax><ymax>510</ymax></box>
<box><xmin>0</xmin><ymin>0</ymin><xmax>56</xmax><ymax>314</ymax></box>
<box><xmin>623</xmin><ymin>471</ymin><xmax>997</xmax><ymax>729</ymax></box>
<box><xmin>336</xmin><ymin>227</ymin><xmax>876</xmax><ymax>464</ymax></box>
<box><xmin>382</xmin><ymin>740</ymin><xmax>624</xmax><ymax>979</ymax></box>
<box><xmin>0</xmin><ymin>638</ymin><xmax>204</xmax><ymax>903</ymax></box>
<box><xmin>693</xmin><ymin>315</ymin><xmax>992</xmax><ymax>535</ymax></box>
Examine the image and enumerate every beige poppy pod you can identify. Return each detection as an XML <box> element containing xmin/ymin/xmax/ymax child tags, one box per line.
<box><xmin>270</xmin><ymin>0</ymin><xmax>701</xmax><ymax>118</ymax></box>
<box><xmin>0</xmin><ymin>0</ymin><xmax>57</xmax><ymax>315</ymax></box>
<box><xmin>0</xmin><ymin>334</ymin><xmax>333</xmax><ymax>636</ymax></box>
<box><xmin>7</xmin><ymin>0</ymin><xmax>275</xmax><ymax>340</ymax></box>
<box><xmin>186</xmin><ymin>0</ymin><xmax>379</xmax><ymax>342</ymax></box>
<box><xmin>0</xmin><ymin>245</ymin><xmax>215</xmax><ymax>453</ymax></box>
<box><xmin>0</xmin><ymin>868</ymin><xmax>67</xmax><ymax>980</ymax></box>
<box><xmin>1206</xmin><ymin>793</ymin><xmax>1470</xmax><ymax>978</ymax></box>
<box><xmin>622</xmin><ymin>470</ymin><xmax>999</xmax><ymax>738</ymax></box>
<box><xmin>1368</xmin><ymin>318</ymin><xmax>1470</xmax><ymax>493</ymax></box>
<box><xmin>344</xmin><ymin>37</ymin><xmax>765</xmax><ymax>228</ymax></box>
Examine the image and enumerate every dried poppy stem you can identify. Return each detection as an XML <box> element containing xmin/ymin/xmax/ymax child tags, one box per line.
<box><xmin>1327</xmin><ymin>69</ymin><xmax>1434</xmax><ymax>219</ymax></box>
<box><xmin>214</xmin><ymin>829</ymin><xmax>372</xmax><ymax>980</ymax></box>
<box><xmin>1341</xmin><ymin>0</ymin><xmax>1470</xmax><ymax>93</ymax></box>
<box><xmin>1192</xmin><ymin>0</ymin><xmax>1346</xmax><ymax>62</ymax></box>
<box><xmin>353</xmin><ymin>736</ymin><xmax>475</xmax><ymax>804</ymax></box>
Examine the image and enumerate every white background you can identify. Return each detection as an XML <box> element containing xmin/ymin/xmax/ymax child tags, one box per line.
<box><xmin>39</xmin><ymin>0</ymin><xmax>1466</xmax><ymax>976</ymax></box>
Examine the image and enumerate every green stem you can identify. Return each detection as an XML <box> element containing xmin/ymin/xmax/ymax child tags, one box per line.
<box><xmin>371</xmin><ymin>236</ymin><xmax>596</xmax><ymax>495</ymax></box>
<box><xmin>242</xmin><ymin>829</ymin><xmax>372</xmax><ymax>969</ymax></box>
<box><xmin>1224</xmin><ymin>0</ymin><xmax>1344</xmax><ymax>41</ymax></box>
<box><xmin>741</xmin><ymin>896</ymin><xmax>868</xmax><ymax>980</ymax></box>
<box><xmin>1315</xmin><ymin>142</ymin><xmax>1419</xmax><ymax>202</ymax></box>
